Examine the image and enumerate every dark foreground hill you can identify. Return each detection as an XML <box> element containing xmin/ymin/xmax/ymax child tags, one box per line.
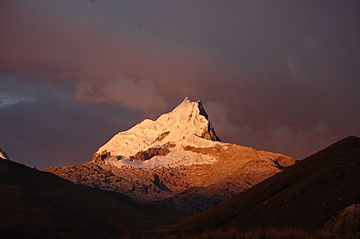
<box><xmin>0</xmin><ymin>159</ymin><xmax>186</xmax><ymax>239</ymax></box>
<box><xmin>173</xmin><ymin>136</ymin><xmax>360</xmax><ymax>237</ymax></box>
<box><xmin>1</xmin><ymin>136</ymin><xmax>359</xmax><ymax>239</ymax></box>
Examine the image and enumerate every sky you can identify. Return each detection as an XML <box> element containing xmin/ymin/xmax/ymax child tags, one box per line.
<box><xmin>0</xmin><ymin>0</ymin><xmax>360</xmax><ymax>168</ymax></box>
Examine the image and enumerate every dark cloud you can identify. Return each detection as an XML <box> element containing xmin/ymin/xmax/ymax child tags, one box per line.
<box><xmin>0</xmin><ymin>76</ymin><xmax>140</xmax><ymax>167</ymax></box>
<box><xmin>0</xmin><ymin>0</ymin><xmax>359</xmax><ymax>166</ymax></box>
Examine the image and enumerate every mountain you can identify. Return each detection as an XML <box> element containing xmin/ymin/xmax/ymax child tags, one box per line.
<box><xmin>174</xmin><ymin>136</ymin><xmax>360</xmax><ymax>235</ymax></box>
<box><xmin>0</xmin><ymin>158</ymin><xmax>186</xmax><ymax>239</ymax></box>
<box><xmin>46</xmin><ymin>98</ymin><xmax>295</xmax><ymax>212</ymax></box>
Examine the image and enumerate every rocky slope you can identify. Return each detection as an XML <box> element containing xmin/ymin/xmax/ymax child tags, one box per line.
<box><xmin>46</xmin><ymin>98</ymin><xmax>294</xmax><ymax>212</ymax></box>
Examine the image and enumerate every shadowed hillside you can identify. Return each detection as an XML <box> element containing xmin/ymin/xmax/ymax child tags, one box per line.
<box><xmin>0</xmin><ymin>159</ymin><xmax>186</xmax><ymax>239</ymax></box>
<box><xmin>174</xmin><ymin>136</ymin><xmax>360</xmax><ymax>235</ymax></box>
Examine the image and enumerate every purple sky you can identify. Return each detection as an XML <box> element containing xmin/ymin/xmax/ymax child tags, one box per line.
<box><xmin>1</xmin><ymin>0</ymin><xmax>360</xmax><ymax>167</ymax></box>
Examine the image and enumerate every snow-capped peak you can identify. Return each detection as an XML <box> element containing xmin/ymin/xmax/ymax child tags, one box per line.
<box><xmin>95</xmin><ymin>98</ymin><xmax>222</xmax><ymax>168</ymax></box>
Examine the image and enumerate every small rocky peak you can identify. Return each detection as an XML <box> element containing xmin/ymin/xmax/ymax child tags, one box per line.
<box><xmin>0</xmin><ymin>148</ymin><xmax>9</xmax><ymax>160</ymax></box>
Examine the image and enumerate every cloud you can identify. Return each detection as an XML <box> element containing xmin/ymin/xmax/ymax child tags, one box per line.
<box><xmin>0</xmin><ymin>1</ymin><xmax>360</xmax><ymax>166</ymax></box>
<box><xmin>205</xmin><ymin>99</ymin><xmax>354</xmax><ymax>159</ymax></box>
<box><xmin>0</xmin><ymin>78</ymin><xmax>140</xmax><ymax>168</ymax></box>
<box><xmin>74</xmin><ymin>77</ymin><xmax>168</xmax><ymax>114</ymax></box>
<box><xmin>0</xmin><ymin>74</ymin><xmax>37</xmax><ymax>107</ymax></box>
<box><xmin>269</xmin><ymin>122</ymin><xmax>335</xmax><ymax>158</ymax></box>
<box><xmin>0</xmin><ymin>96</ymin><xmax>32</xmax><ymax>108</ymax></box>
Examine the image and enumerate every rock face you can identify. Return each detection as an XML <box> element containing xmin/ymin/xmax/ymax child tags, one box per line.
<box><xmin>46</xmin><ymin>98</ymin><xmax>295</xmax><ymax>212</ymax></box>
<box><xmin>135</xmin><ymin>146</ymin><xmax>171</xmax><ymax>161</ymax></box>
